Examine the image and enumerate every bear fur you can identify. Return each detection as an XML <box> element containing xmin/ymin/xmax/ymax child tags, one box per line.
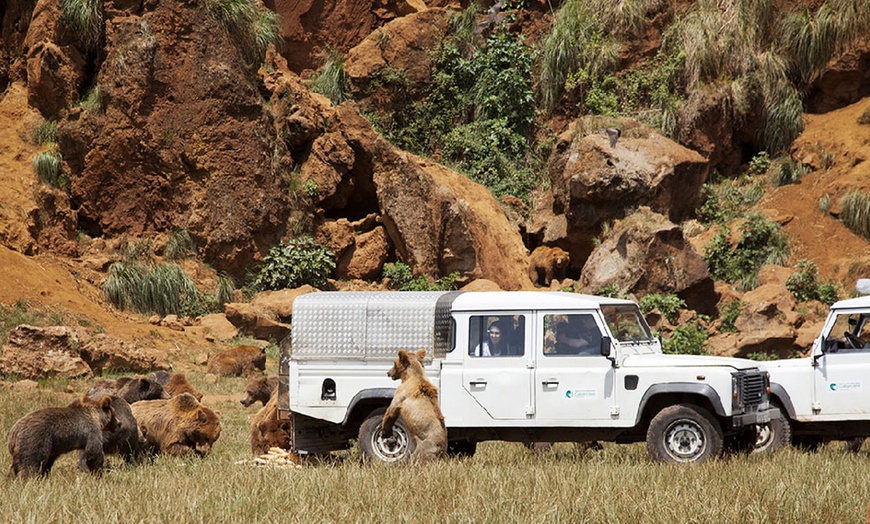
<box><xmin>70</xmin><ymin>396</ymin><xmax>144</xmax><ymax>467</ymax></box>
<box><xmin>248</xmin><ymin>389</ymin><xmax>292</xmax><ymax>455</ymax></box>
<box><xmin>382</xmin><ymin>349</ymin><xmax>447</xmax><ymax>463</ymax></box>
<box><xmin>149</xmin><ymin>371</ymin><xmax>204</xmax><ymax>401</ymax></box>
<box><xmin>130</xmin><ymin>393</ymin><xmax>222</xmax><ymax>457</ymax></box>
<box><xmin>240</xmin><ymin>375</ymin><xmax>278</xmax><ymax>407</ymax></box>
<box><xmin>528</xmin><ymin>246</ymin><xmax>570</xmax><ymax>287</ymax></box>
<box><xmin>85</xmin><ymin>376</ymin><xmax>169</xmax><ymax>404</ymax></box>
<box><xmin>206</xmin><ymin>345</ymin><xmax>266</xmax><ymax>377</ymax></box>
<box><xmin>8</xmin><ymin>396</ymin><xmax>117</xmax><ymax>479</ymax></box>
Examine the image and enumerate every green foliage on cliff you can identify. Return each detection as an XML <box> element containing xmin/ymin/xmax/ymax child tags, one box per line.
<box><xmin>252</xmin><ymin>237</ymin><xmax>335</xmax><ymax>291</ymax></box>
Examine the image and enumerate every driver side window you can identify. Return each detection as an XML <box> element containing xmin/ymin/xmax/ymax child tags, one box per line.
<box><xmin>827</xmin><ymin>313</ymin><xmax>870</xmax><ymax>353</ymax></box>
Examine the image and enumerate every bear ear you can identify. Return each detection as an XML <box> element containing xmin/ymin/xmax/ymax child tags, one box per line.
<box><xmin>99</xmin><ymin>396</ymin><xmax>113</xmax><ymax>409</ymax></box>
<box><xmin>416</xmin><ymin>349</ymin><xmax>427</xmax><ymax>360</ymax></box>
<box><xmin>197</xmin><ymin>410</ymin><xmax>208</xmax><ymax>423</ymax></box>
<box><xmin>175</xmin><ymin>393</ymin><xmax>199</xmax><ymax>410</ymax></box>
<box><xmin>397</xmin><ymin>350</ymin><xmax>410</xmax><ymax>363</ymax></box>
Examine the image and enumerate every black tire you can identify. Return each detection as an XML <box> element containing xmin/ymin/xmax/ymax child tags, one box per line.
<box><xmin>647</xmin><ymin>404</ymin><xmax>724</xmax><ymax>463</ymax></box>
<box><xmin>725</xmin><ymin>428</ymin><xmax>758</xmax><ymax>455</ymax></box>
<box><xmin>753</xmin><ymin>406</ymin><xmax>791</xmax><ymax>455</ymax></box>
<box><xmin>358</xmin><ymin>408</ymin><xmax>415</xmax><ymax>463</ymax></box>
<box><xmin>446</xmin><ymin>439</ymin><xmax>477</xmax><ymax>458</ymax></box>
<box><xmin>846</xmin><ymin>437</ymin><xmax>865</xmax><ymax>453</ymax></box>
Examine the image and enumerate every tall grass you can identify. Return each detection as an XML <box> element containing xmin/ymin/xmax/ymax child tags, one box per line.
<box><xmin>840</xmin><ymin>189</ymin><xmax>870</xmax><ymax>240</ymax></box>
<box><xmin>309</xmin><ymin>50</ymin><xmax>349</xmax><ymax>106</ymax></box>
<box><xmin>2</xmin><ymin>380</ymin><xmax>870</xmax><ymax>522</ymax></box>
<box><xmin>203</xmin><ymin>0</ymin><xmax>282</xmax><ymax>65</ymax></box>
<box><xmin>103</xmin><ymin>261</ymin><xmax>199</xmax><ymax>316</ymax></box>
<box><xmin>31</xmin><ymin>119</ymin><xmax>57</xmax><ymax>145</ymax></box>
<box><xmin>59</xmin><ymin>0</ymin><xmax>103</xmax><ymax>50</ymax></box>
<box><xmin>31</xmin><ymin>149</ymin><xmax>63</xmax><ymax>187</ymax></box>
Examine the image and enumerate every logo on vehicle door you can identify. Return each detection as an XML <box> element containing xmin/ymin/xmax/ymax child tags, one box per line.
<box><xmin>829</xmin><ymin>381</ymin><xmax>862</xmax><ymax>392</ymax></box>
<box><xmin>565</xmin><ymin>389</ymin><xmax>596</xmax><ymax>399</ymax></box>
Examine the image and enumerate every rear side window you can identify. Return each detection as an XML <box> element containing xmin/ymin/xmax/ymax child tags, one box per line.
<box><xmin>469</xmin><ymin>315</ymin><xmax>525</xmax><ymax>357</ymax></box>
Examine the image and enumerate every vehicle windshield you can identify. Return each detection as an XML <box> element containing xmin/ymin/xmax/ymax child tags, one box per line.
<box><xmin>601</xmin><ymin>304</ymin><xmax>655</xmax><ymax>344</ymax></box>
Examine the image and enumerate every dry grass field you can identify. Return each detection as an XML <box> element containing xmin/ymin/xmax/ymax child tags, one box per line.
<box><xmin>2</xmin><ymin>374</ymin><xmax>870</xmax><ymax>524</ymax></box>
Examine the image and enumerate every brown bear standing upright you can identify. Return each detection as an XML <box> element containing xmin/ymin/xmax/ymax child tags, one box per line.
<box><xmin>528</xmin><ymin>245</ymin><xmax>570</xmax><ymax>287</ymax></box>
<box><xmin>85</xmin><ymin>376</ymin><xmax>169</xmax><ymax>403</ymax></box>
<box><xmin>240</xmin><ymin>375</ymin><xmax>278</xmax><ymax>407</ymax></box>
<box><xmin>131</xmin><ymin>393</ymin><xmax>222</xmax><ymax>457</ymax></box>
<box><xmin>149</xmin><ymin>371</ymin><xmax>204</xmax><ymax>401</ymax></box>
<box><xmin>206</xmin><ymin>345</ymin><xmax>266</xmax><ymax>377</ymax></box>
<box><xmin>381</xmin><ymin>349</ymin><xmax>447</xmax><ymax>463</ymax></box>
<box><xmin>8</xmin><ymin>396</ymin><xmax>117</xmax><ymax>480</ymax></box>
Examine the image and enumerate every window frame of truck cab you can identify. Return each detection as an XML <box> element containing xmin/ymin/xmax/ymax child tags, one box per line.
<box><xmin>468</xmin><ymin>314</ymin><xmax>526</xmax><ymax>357</ymax></box>
<box><xmin>825</xmin><ymin>312</ymin><xmax>870</xmax><ymax>353</ymax></box>
<box><xmin>600</xmin><ymin>304</ymin><xmax>655</xmax><ymax>344</ymax></box>
<box><xmin>542</xmin><ymin>313</ymin><xmax>602</xmax><ymax>357</ymax></box>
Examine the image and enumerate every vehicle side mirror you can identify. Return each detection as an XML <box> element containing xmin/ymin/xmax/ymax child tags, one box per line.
<box><xmin>600</xmin><ymin>336</ymin><xmax>611</xmax><ymax>357</ymax></box>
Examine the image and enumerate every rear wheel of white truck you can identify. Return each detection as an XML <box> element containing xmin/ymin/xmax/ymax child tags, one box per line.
<box><xmin>753</xmin><ymin>406</ymin><xmax>791</xmax><ymax>455</ymax></box>
<box><xmin>647</xmin><ymin>404</ymin><xmax>724</xmax><ymax>463</ymax></box>
<box><xmin>358</xmin><ymin>408</ymin><xmax>415</xmax><ymax>463</ymax></box>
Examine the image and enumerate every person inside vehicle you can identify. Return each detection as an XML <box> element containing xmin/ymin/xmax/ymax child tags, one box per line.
<box><xmin>473</xmin><ymin>321</ymin><xmax>514</xmax><ymax>356</ymax></box>
<box><xmin>554</xmin><ymin>315</ymin><xmax>601</xmax><ymax>355</ymax></box>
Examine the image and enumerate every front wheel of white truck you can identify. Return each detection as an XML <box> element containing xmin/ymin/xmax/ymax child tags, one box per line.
<box><xmin>358</xmin><ymin>408</ymin><xmax>416</xmax><ymax>463</ymax></box>
<box><xmin>753</xmin><ymin>406</ymin><xmax>791</xmax><ymax>455</ymax></box>
<box><xmin>647</xmin><ymin>404</ymin><xmax>724</xmax><ymax>463</ymax></box>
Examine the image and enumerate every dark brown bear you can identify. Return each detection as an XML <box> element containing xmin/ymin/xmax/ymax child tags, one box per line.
<box><xmin>85</xmin><ymin>375</ymin><xmax>169</xmax><ymax>404</ymax></box>
<box><xmin>240</xmin><ymin>375</ymin><xmax>278</xmax><ymax>407</ymax></box>
<box><xmin>70</xmin><ymin>396</ymin><xmax>144</xmax><ymax>467</ymax></box>
<box><xmin>148</xmin><ymin>371</ymin><xmax>204</xmax><ymax>401</ymax></box>
<box><xmin>528</xmin><ymin>246</ymin><xmax>570</xmax><ymax>287</ymax></box>
<box><xmin>207</xmin><ymin>345</ymin><xmax>266</xmax><ymax>377</ymax></box>
<box><xmin>8</xmin><ymin>396</ymin><xmax>117</xmax><ymax>480</ymax></box>
<box><xmin>131</xmin><ymin>393</ymin><xmax>222</xmax><ymax>457</ymax></box>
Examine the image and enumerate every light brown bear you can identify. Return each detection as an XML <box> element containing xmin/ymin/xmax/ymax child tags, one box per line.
<box><xmin>206</xmin><ymin>345</ymin><xmax>266</xmax><ymax>377</ymax></box>
<box><xmin>8</xmin><ymin>396</ymin><xmax>117</xmax><ymax>480</ymax></box>
<box><xmin>528</xmin><ymin>246</ymin><xmax>570</xmax><ymax>287</ymax></box>
<box><xmin>130</xmin><ymin>393</ymin><xmax>222</xmax><ymax>457</ymax></box>
<box><xmin>248</xmin><ymin>389</ymin><xmax>292</xmax><ymax>455</ymax></box>
<box><xmin>381</xmin><ymin>349</ymin><xmax>447</xmax><ymax>463</ymax></box>
<box><xmin>149</xmin><ymin>371</ymin><xmax>204</xmax><ymax>401</ymax></box>
<box><xmin>240</xmin><ymin>375</ymin><xmax>278</xmax><ymax>407</ymax></box>
<box><xmin>85</xmin><ymin>375</ymin><xmax>169</xmax><ymax>404</ymax></box>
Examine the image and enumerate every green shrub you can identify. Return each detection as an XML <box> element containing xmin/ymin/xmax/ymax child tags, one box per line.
<box><xmin>382</xmin><ymin>262</ymin><xmax>459</xmax><ymax>292</ymax></box>
<box><xmin>310</xmin><ymin>50</ymin><xmax>349</xmax><ymax>106</ymax></box>
<box><xmin>718</xmin><ymin>300</ymin><xmax>744</xmax><ymax>333</ymax></box>
<box><xmin>747</xmin><ymin>151</ymin><xmax>771</xmax><ymax>176</ymax></box>
<box><xmin>696</xmin><ymin>179</ymin><xmax>765</xmax><ymax>225</ymax></box>
<box><xmin>595</xmin><ymin>283</ymin><xmax>624</xmax><ymax>298</ymax></box>
<box><xmin>59</xmin><ymin>0</ymin><xmax>103</xmax><ymax>50</ymax></box>
<box><xmin>662</xmin><ymin>323</ymin><xmax>708</xmax><ymax>355</ymax></box>
<box><xmin>80</xmin><ymin>84</ymin><xmax>104</xmax><ymax>113</ymax></box>
<box><xmin>785</xmin><ymin>259</ymin><xmax>840</xmax><ymax>305</ymax></box>
<box><xmin>32</xmin><ymin>119</ymin><xmax>58</xmax><ymax>145</ymax></box>
<box><xmin>746</xmin><ymin>351</ymin><xmax>778</xmax><ymax>361</ymax></box>
<box><xmin>704</xmin><ymin>212</ymin><xmax>789</xmax><ymax>290</ymax></box>
<box><xmin>772</xmin><ymin>156</ymin><xmax>810</xmax><ymax>186</ymax></box>
<box><xmin>103</xmin><ymin>261</ymin><xmax>199</xmax><ymax>316</ymax></box>
<box><xmin>840</xmin><ymin>189</ymin><xmax>870</xmax><ymax>240</ymax></box>
<box><xmin>203</xmin><ymin>0</ymin><xmax>282</xmax><ymax>65</ymax></box>
<box><xmin>252</xmin><ymin>237</ymin><xmax>335</xmax><ymax>291</ymax></box>
<box><xmin>32</xmin><ymin>150</ymin><xmax>63</xmax><ymax>187</ymax></box>
<box><xmin>639</xmin><ymin>293</ymin><xmax>686</xmax><ymax>322</ymax></box>
<box><xmin>165</xmin><ymin>229</ymin><xmax>195</xmax><ymax>261</ymax></box>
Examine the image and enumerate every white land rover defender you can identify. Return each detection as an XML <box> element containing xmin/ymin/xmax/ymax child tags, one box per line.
<box><xmin>756</xmin><ymin>295</ymin><xmax>870</xmax><ymax>452</ymax></box>
<box><xmin>278</xmin><ymin>291</ymin><xmax>770</xmax><ymax>464</ymax></box>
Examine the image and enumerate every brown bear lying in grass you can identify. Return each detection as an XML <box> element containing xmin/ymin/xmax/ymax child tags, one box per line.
<box><xmin>8</xmin><ymin>396</ymin><xmax>117</xmax><ymax>480</ymax></box>
<box><xmin>149</xmin><ymin>371</ymin><xmax>204</xmax><ymax>401</ymax></box>
<box><xmin>131</xmin><ymin>393</ymin><xmax>222</xmax><ymax>457</ymax></box>
<box><xmin>382</xmin><ymin>349</ymin><xmax>447</xmax><ymax>463</ymax></box>
<box><xmin>241</xmin><ymin>375</ymin><xmax>278</xmax><ymax>408</ymax></box>
<box><xmin>85</xmin><ymin>375</ymin><xmax>169</xmax><ymax>404</ymax></box>
<box><xmin>207</xmin><ymin>345</ymin><xmax>266</xmax><ymax>377</ymax></box>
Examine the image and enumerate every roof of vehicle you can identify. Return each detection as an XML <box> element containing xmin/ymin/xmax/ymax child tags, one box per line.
<box><xmin>450</xmin><ymin>291</ymin><xmax>635</xmax><ymax>311</ymax></box>
<box><xmin>831</xmin><ymin>295</ymin><xmax>870</xmax><ymax>310</ymax></box>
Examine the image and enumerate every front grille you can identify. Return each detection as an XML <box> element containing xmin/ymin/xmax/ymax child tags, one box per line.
<box><xmin>735</xmin><ymin>371</ymin><xmax>766</xmax><ymax>410</ymax></box>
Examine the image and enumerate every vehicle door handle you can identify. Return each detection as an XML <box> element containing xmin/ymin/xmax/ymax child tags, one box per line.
<box><xmin>542</xmin><ymin>380</ymin><xmax>559</xmax><ymax>387</ymax></box>
<box><xmin>469</xmin><ymin>380</ymin><xmax>487</xmax><ymax>387</ymax></box>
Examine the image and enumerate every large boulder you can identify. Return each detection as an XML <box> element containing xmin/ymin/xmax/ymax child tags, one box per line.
<box><xmin>579</xmin><ymin>208</ymin><xmax>714</xmax><ymax>313</ymax></box>
<box><xmin>536</xmin><ymin>118</ymin><xmax>708</xmax><ymax>272</ymax></box>
<box><xmin>78</xmin><ymin>334</ymin><xmax>171</xmax><ymax>375</ymax></box>
<box><xmin>0</xmin><ymin>325</ymin><xmax>91</xmax><ymax>379</ymax></box>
